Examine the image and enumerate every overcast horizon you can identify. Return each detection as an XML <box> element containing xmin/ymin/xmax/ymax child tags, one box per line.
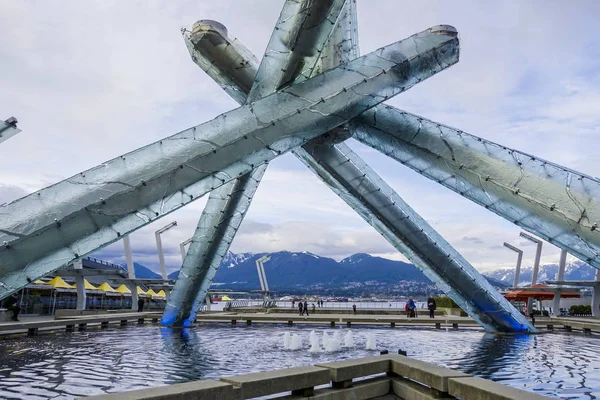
<box><xmin>2</xmin><ymin>1</ymin><xmax>600</xmax><ymax>275</ymax></box>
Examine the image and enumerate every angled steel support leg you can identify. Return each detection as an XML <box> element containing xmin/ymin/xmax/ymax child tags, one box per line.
<box><xmin>0</xmin><ymin>33</ymin><xmax>429</xmax><ymax>299</ymax></box>
<box><xmin>350</xmin><ymin>106</ymin><xmax>600</xmax><ymax>271</ymax></box>
<box><xmin>164</xmin><ymin>0</ymin><xmax>349</xmax><ymax>326</ymax></box>
<box><xmin>295</xmin><ymin>141</ymin><xmax>535</xmax><ymax>332</ymax></box>
<box><xmin>163</xmin><ymin>2</ymin><xmax>460</xmax><ymax>326</ymax></box>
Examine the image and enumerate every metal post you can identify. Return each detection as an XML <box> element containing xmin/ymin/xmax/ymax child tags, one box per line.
<box><xmin>255</xmin><ymin>256</ymin><xmax>266</xmax><ymax>292</ymax></box>
<box><xmin>73</xmin><ymin>261</ymin><xmax>86</xmax><ymax>311</ymax></box>
<box><xmin>126</xmin><ymin>281</ymin><xmax>138</xmax><ymax>312</ymax></box>
<box><xmin>552</xmin><ymin>249</ymin><xmax>567</xmax><ymax>315</ymax></box>
<box><xmin>155</xmin><ymin>221</ymin><xmax>177</xmax><ymax>280</ymax></box>
<box><xmin>260</xmin><ymin>256</ymin><xmax>271</xmax><ymax>294</ymax></box>
<box><xmin>123</xmin><ymin>236</ymin><xmax>135</xmax><ymax>279</ymax></box>
<box><xmin>179</xmin><ymin>238</ymin><xmax>193</xmax><ymax>261</ymax></box>
<box><xmin>593</xmin><ymin>268</ymin><xmax>600</xmax><ymax>318</ymax></box>
<box><xmin>503</xmin><ymin>243</ymin><xmax>523</xmax><ymax>288</ymax></box>
<box><xmin>519</xmin><ymin>232</ymin><xmax>543</xmax><ymax>314</ymax></box>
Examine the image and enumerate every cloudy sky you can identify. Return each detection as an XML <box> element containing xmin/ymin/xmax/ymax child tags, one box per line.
<box><xmin>1</xmin><ymin>1</ymin><xmax>599</xmax><ymax>275</ymax></box>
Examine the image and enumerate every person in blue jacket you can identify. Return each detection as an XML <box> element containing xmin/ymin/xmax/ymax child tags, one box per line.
<box><xmin>408</xmin><ymin>297</ymin><xmax>416</xmax><ymax>318</ymax></box>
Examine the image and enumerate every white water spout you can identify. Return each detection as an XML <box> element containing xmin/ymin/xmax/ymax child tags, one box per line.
<box><xmin>309</xmin><ymin>330</ymin><xmax>320</xmax><ymax>353</ymax></box>
<box><xmin>365</xmin><ymin>332</ymin><xmax>377</xmax><ymax>350</ymax></box>
<box><xmin>344</xmin><ymin>330</ymin><xmax>354</xmax><ymax>347</ymax></box>
<box><xmin>289</xmin><ymin>334</ymin><xmax>303</xmax><ymax>350</ymax></box>
<box><xmin>324</xmin><ymin>331</ymin><xmax>341</xmax><ymax>352</ymax></box>
<box><xmin>283</xmin><ymin>332</ymin><xmax>291</xmax><ymax>349</ymax></box>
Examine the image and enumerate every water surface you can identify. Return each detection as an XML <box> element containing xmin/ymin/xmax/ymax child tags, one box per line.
<box><xmin>0</xmin><ymin>324</ymin><xmax>599</xmax><ymax>399</ymax></box>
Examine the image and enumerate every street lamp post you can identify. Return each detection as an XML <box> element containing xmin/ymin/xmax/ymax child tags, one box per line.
<box><xmin>503</xmin><ymin>243</ymin><xmax>523</xmax><ymax>288</ymax></box>
<box><xmin>519</xmin><ymin>232</ymin><xmax>543</xmax><ymax>314</ymax></box>
<box><xmin>180</xmin><ymin>238</ymin><xmax>193</xmax><ymax>261</ymax></box>
<box><xmin>155</xmin><ymin>221</ymin><xmax>177</xmax><ymax>280</ymax></box>
<box><xmin>552</xmin><ymin>249</ymin><xmax>568</xmax><ymax>315</ymax></box>
<box><xmin>122</xmin><ymin>235</ymin><xmax>138</xmax><ymax>310</ymax></box>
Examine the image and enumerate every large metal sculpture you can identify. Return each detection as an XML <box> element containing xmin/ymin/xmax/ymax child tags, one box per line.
<box><xmin>2</xmin><ymin>0</ymin><xmax>598</xmax><ymax>333</ymax></box>
<box><xmin>162</xmin><ymin>0</ymin><xmax>533</xmax><ymax>332</ymax></box>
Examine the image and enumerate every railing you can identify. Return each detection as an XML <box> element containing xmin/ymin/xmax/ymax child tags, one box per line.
<box><xmin>84</xmin><ymin>354</ymin><xmax>551</xmax><ymax>400</ymax></box>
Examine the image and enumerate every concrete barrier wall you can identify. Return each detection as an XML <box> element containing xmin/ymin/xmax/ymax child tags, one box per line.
<box><xmin>81</xmin><ymin>355</ymin><xmax>551</xmax><ymax>400</ymax></box>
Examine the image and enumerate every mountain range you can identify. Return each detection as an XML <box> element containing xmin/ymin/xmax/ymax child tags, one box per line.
<box><xmin>154</xmin><ymin>250</ymin><xmax>510</xmax><ymax>296</ymax></box>
<box><xmin>482</xmin><ymin>259</ymin><xmax>598</xmax><ymax>285</ymax></box>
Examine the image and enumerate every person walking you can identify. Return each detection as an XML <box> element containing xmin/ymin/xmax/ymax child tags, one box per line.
<box><xmin>304</xmin><ymin>300</ymin><xmax>309</xmax><ymax>316</ymax></box>
<box><xmin>408</xmin><ymin>297</ymin><xmax>416</xmax><ymax>318</ymax></box>
<box><xmin>427</xmin><ymin>296</ymin><xmax>437</xmax><ymax>318</ymax></box>
<box><xmin>3</xmin><ymin>293</ymin><xmax>20</xmax><ymax>321</ymax></box>
<box><xmin>298</xmin><ymin>301</ymin><xmax>304</xmax><ymax>316</ymax></box>
<box><xmin>312</xmin><ymin>303</ymin><xmax>316</xmax><ymax>314</ymax></box>
<box><xmin>137</xmin><ymin>297</ymin><xmax>145</xmax><ymax>312</ymax></box>
<box><xmin>292</xmin><ymin>299</ymin><xmax>295</xmax><ymax>308</ymax></box>
<box><xmin>352</xmin><ymin>304</ymin><xmax>357</xmax><ymax>315</ymax></box>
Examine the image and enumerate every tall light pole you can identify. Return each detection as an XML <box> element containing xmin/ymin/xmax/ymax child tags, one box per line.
<box><xmin>180</xmin><ymin>238</ymin><xmax>193</xmax><ymax>261</ymax></box>
<box><xmin>155</xmin><ymin>221</ymin><xmax>177</xmax><ymax>280</ymax></box>
<box><xmin>123</xmin><ymin>235</ymin><xmax>138</xmax><ymax>310</ymax></box>
<box><xmin>552</xmin><ymin>249</ymin><xmax>568</xmax><ymax>315</ymax></box>
<box><xmin>503</xmin><ymin>243</ymin><xmax>523</xmax><ymax>288</ymax></box>
<box><xmin>519</xmin><ymin>232</ymin><xmax>543</xmax><ymax>314</ymax></box>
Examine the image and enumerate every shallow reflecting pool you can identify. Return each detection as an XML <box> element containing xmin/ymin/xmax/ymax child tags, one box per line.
<box><xmin>0</xmin><ymin>324</ymin><xmax>599</xmax><ymax>399</ymax></box>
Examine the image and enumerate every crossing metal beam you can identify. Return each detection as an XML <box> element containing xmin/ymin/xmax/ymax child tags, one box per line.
<box><xmin>0</xmin><ymin>31</ymin><xmax>440</xmax><ymax>298</ymax></box>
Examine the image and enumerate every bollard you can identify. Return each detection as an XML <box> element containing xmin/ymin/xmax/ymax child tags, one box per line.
<box><xmin>138</xmin><ymin>318</ymin><xmax>145</xmax><ymax>325</ymax></box>
<box><xmin>547</xmin><ymin>324</ymin><xmax>553</xmax><ymax>330</ymax></box>
<box><xmin>584</xmin><ymin>328</ymin><xmax>591</xmax><ymax>335</ymax></box>
<box><xmin>452</xmin><ymin>323</ymin><xmax>458</xmax><ymax>330</ymax></box>
<box><xmin>101</xmin><ymin>321</ymin><xmax>109</xmax><ymax>329</ymax></box>
<box><xmin>246</xmin><ymin>320</ymin><xmax>252</xmax><ymax>326</ymax></box>
<box><xmin>231</xmin><ymin>319</ymin><xmax>237</xmax><ymax>325</ymax></box>
<box><xmin>66</xmin><ymin>325</ymin><xmax>74</xmax><ymax>332</ymax></box>
<box><xmin>380</xmin><ymin>350</ymin><xmax>389</xmax><ymax>355</ymax></box>
<box><xmin>152</xmin><ymin>318</ymin><xmax>159</xmax><ymax>324</ymax></box>
<box><xmin>391</xmin><ymin>322</ymin><xmax>395</xmax><ymax>328</ymax></box>
<box><xmin>27</xmin><ymin>327</ymin><xmax>38</xmax><ymax>336</ymax></box>
<box><xmin>435</xmin><ymin>322</ymin><xmax>441</xmax><ymax>329</ymax></box>
<box><xmin>120</xmin><ymin>320</ymin><xmax>128</xmax><ymax>326</ymax></box>
<box><xmin>330</xmin><ymin>321</ymin><xmax>335</xmax><ymax>328</ymax></box>
<box><xmin>565</xmin><ymin>325</ymin><xmax>572</xmax><ymax>332</ymax></box>
<box><xmin>78</xmin><ymin>323</ymin><xmax>87</xmax><ymax>331</ymax></box>
<box><xmin>347</xmin><ymin>321</ymin><xmax>351</xmax><ymax>328</ymax></box>
<box><xmin>398</xmin><ymin>349</ymin><xmax>407</xmax><ymax>356</ymax></box>
<box><xmin>288</xmin><ymin>320</ymin><xmax>293</xmax><ymax>327</ymax></box>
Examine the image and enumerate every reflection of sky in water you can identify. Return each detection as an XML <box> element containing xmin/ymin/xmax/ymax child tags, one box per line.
<box><xmin>0</xmin><ymin>325</ymin><xmax>599</xmax><ymax>399</ymax></box>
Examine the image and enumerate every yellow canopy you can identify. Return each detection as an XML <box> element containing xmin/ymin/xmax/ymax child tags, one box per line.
<box><xmin>33</xmin><ymin>279</ymin><xmax>48</xmax><ymax>285</ymax></box>
<box><xmin>137</xmin><ymin>286</ymin><xmax>148</xmax><ymax>295</ymax></box>
<box><xmin>73</xmin><ymin>279</ymin><xmax>98</xmax><ymax>290</ymax></box>
<box><xmin>156</xmin><ymin>290</ymin><xmax>166</xmax><ymax>298</ymax></box>
<box><xmin>46</xmin><ymin>276</ymin><xmax>74</xmax><ymax>289</ymax></box>
<box><xmin>146</xmin><ymin>289</ymin><xmax>159</xmax><ymax>297</ymax></box>
<box><xmin>97</xmin><ymin>282</ymin><xmax>117</xmax><ymax>293</ymax></box>
<box><xmin>115</xmin><ymin>284</ymin><xmax>131</xmax><ymax>294</ymax></box>
<box><xmin>221</xmin><ymin>295</ymin><xmax>232</xmax><ymax>301</ymax></box>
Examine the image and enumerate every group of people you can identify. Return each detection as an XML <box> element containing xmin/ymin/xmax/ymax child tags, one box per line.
<box><xmin>297</xmin><ymin>300</ymin><xmax>315</xmax><ymax>316</ymax></box>
<box><xmin>292</xmin><ymin>299</ymin><xmax>325</xmax><ymax>315</ymax></box>
<box><xmin>405</xmin><ymin>296</ymin><xmax>437</xmax><ymax>318</ymax></box>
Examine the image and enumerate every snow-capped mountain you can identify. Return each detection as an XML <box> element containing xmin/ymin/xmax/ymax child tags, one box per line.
<box><xmin>168</xmin><ymin>251</ymin><xmax>509</xmax><ymax>295</ymax></box>
<box><xmin>483</xmin><ymin>259</ymin><xmax>598</xmax><ymax>285</ymax></box>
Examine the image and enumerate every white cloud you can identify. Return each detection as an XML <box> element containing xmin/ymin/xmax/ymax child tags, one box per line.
<box><xmin>1</xmin><ymin>0</ymin><xmax>599</xmax><ymax>274</ymax></box>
